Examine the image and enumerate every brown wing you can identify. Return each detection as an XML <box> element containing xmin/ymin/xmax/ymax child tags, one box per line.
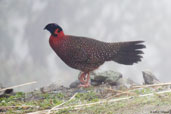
<box><xmin>67</xmin><ymin>36</ymin><xmax>107</xmax><ymax>64</ymax></box>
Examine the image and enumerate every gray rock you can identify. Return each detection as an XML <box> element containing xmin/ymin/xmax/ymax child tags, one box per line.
<box><xmin>91</xmin><ymin>70</ymin><xmax>122</xmax><ymax>86</ymax></box>
<box><xmin>91</xmin><ymin>81</ymin><xmax>102</xmax><ymax>86</ymax></box>
<box><xmin>70</xmin><ymin>70</ymin><xmax>122</xmax><ymax>87</ymax></box>
<box><xmin>69</xmin><ymin>80</ymin><xmax>81</xmax><ymax>88</ymax></box>
<box><xmin>142</xmin><ymin>71</ymin><xmax>160</xmax><ymax>84</ymax></box>
<box><xmin>40</xmin><ymin>82</ymin><xmax>61</xmax><ymax>93</ymax></box>
<box><xmin>116</xmin><ymin>78</ymin><xmax>140</xmax><ymax>89</ymax></box>
<box><xmin>0</xmin><ymin>84</ymin><xmax>13</xmax><ymax>97</ymax></box>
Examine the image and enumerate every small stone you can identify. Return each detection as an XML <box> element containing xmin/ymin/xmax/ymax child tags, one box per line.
<box><xmin>105</xmin><ymin>72</ymin><xmax>122</xmax><ymax>85</ymax></box>
<box><xmin>91</xmin><ymin>70</ymin><xmax>122</xmax><ymax>85</ymax></box>
<box><xmin>0</xmin><ymin>84</ymin><xmax>13</xmax><ymax>97</ymax></box>
<box><xmin>40</xmin><ymin>82</ymin><xmax>61</xmax><ymax>93</ymax></box>
<box><xmin>116</xmin><ymin>78</ymin><xmax>140</xmax><ymax>89</ymax></box>
<box><xmin>91</xmin><ymin>70</ymin><xmax>122</xmax><ymax>86</ymax></box>
<box><xmin>76</xmin><ymin>70</ymin><xmax>123</xmax><ymax>86</ymax></box>
<box><xmin>91</xmin><ymin>81</ymin><xmax>102</xmax><ymax>86</ymax></box>
<box><xmin>4</xmin><ymin>89</ymin><xmax>13</xmax><ymax>94</ymax></box>
<box><xmin>69</xmin><ymin>80</ymin><xmax>81</xmax><ymax>88</ymax></box>
<box><xmin>142</xmin><ymin>71</ymin><xmax>160</xmax><ymax>84</ymax></box>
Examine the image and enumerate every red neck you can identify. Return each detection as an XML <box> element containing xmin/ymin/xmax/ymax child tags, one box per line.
<box><xmin>57</xmin><ymin>31</ymin><xmax>64</xmax><ymax>39</ymax></box>
<box><xmin>51</xmin><ymin>31</ymin><xmax>65</xmax><ymax>39</ymax></box>
<box><xmin>49</xmin><ymin>31</ymin><xmax>65</xmax><ymax>47</ymax></box>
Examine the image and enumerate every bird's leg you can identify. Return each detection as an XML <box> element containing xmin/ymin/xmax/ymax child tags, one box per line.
<box><xmin>79</xmin><ymin>72</ymin><xmax>86</xmax><ymax>84</ymax></box>
<box><xmin>78</xmin><ymin>72</ymin><xmax>90</xmax><ymax>88</ymax></box>
<box><xmin>84</xmin><ymin>72</ymin><xmax>90</xmax><ymax>83</ymax></box>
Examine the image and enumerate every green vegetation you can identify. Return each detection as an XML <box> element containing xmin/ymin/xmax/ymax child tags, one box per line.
<box><xmin>1</xmin><ymin>88</ymin><xmax>171</xmax><ymax>114</ymax></box>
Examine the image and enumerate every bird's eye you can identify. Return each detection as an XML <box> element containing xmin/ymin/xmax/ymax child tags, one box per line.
<box><xmin>54</xmin><ymin>28</ymin><xmax>59</xmax><ymax>35</ymax></box>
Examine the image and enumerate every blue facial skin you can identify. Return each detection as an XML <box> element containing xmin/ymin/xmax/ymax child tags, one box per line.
<box><xmin>44</xmin><ymin>23</ymin><xmax>63</xmax><ymax>37</ymax></box>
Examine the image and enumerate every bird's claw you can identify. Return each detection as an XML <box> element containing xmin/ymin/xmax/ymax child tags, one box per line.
<box><xmin>78</xmin><ymin>83</ymin><xmax>91</xmax><ymax>88</ymax></box>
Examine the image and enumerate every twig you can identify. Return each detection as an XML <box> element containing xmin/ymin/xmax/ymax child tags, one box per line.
<box><xmin>28</xmin><ymin>89</ymin><xmax>171</xmax><ymax>114</ymax></box>
<box><xmin>47</xmin><ymin>92</ymin><xmax>78</xmax><ymax>114</ymax></box>
<box><xmin>0</xmin><ymin>81</ymin><xmax>37</xmax><ymax>92</ymax></box>
<box><xmin>27</xmin><ymin>92</ymin><xmax>78</xmax><ymax>114</ymax></box>
<box><xmin>132</xmin><ymin>82</ymin><xmax>171</xmax><ymax>89</ymax></box>
<box><xmin>107</xmin><ymin>82</ymin><xmax>171</xmax><ymax>99</ymax></box>
<box><xmin>106</xmin><ymin>88</ymin><xmax>136</xmax><ymax>97</ymax></box>
<box><xmin>50</xmin><ymin>89</ymin><xmax>171</xmax><ymax>112</ymax></box>
<box><xmin>0</xmin><ymin>105</ymin><xmax>36</xmax><ymax>109</ymax></box>
<box><xmin>27</xmin><ymin>110</ymin><xmax>48</xmax><ymax>114</ymax></box>
<box><xmin>105</xmin><ymin>88</ymin><xmax>137</xmax><ymax>100</ymax></box>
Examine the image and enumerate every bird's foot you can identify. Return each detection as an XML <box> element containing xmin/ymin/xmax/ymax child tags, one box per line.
<box><xmin>78</xmin><ymin>72</ymin><xmax>90</xmax><ymax>88</ymax></box>
<box><xmin>78</xmin><ymin>83</ymin><xmax>91</xmax><ymax>88</ymax></box>
<box><xmin>79</xmin><ymin>73</ymin><xmax>87</xmax><ymax>84</ymax></box>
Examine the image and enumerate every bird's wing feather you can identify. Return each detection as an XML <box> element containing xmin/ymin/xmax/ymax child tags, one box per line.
<box><xmin>69</xmin><ymin>46</ymin><xmax>89</xmax><ymax>63</ymax></box>
<box><xmin>67</xmin><ymin>36</ymin><xmax>103</xmax><ymax>64</ymax></box>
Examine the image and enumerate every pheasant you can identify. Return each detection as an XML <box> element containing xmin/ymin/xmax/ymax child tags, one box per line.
<box><xmin>44</xmin><ymin>23</ymin><xmax>146</xmax><ymax>87</ymax></box>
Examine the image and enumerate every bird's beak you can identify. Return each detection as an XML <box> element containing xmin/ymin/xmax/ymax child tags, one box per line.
<box><xmin>44</xmin><ymin>26</ymin><xmax>47</xmax><ymax>30</ymax></box>
<box><xmin>44</xmin><ymin>25</ymin><xmax>49</xmax><ymax>30</ymax></box>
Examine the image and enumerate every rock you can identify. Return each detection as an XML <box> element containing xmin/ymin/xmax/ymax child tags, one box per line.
<box><xmin>91</xmin><ymin>70</ymin><xmax>122</xmax><ymax>86</ymax></box>
<box><xmin>0</xmin><ymin>84</ymin><xmax>13</xmax><ymax>97</ymax></box>
<box><xmin>26</xmin><ymin>84</ymin><xmax>74</xmax><ymax>101</ymax></box>
<box><xmin>70</xmin><ymin>70</ymin><xmax>122</xmax><ymax>88</ymax></box>
<box><xmin>142</xmin><ymin>71</ymin><xmax>160</xmax><ymax>84</ymax></box>
<box><xmin>40</xmin><ymin>82</ymin><xmax>63</xmax><ymax>93</ymax></box>
<box><xmin>91</xmin><ymin>81</ymin><xmax>102</xmax><ymax>86</ymax></box>
<box><xmin>91</xmin><ymin>72</ymin><xmax>108</xmax><ymax>82</ymax></box>
<box><xmin>115</xmin><ymin>78</ymin><xmax>140</xmax><ymax>89</ymax></box>
<box><xmin>126</xmin><ymin>78</ymin><xmax>140</xmax><ymax>86</ymax></box>
<box><xmin>69</xmin><ymin>80</ymin><xmax>81</xmax><ymax>88</ymax></box>
<box><xmin>4</xmin><ymin>89</ymin><xmax>13</xmax><ymax>94</ymax></box>
<box><xmin>90</xmin><ymin>72</ymin><xmax>107</xmax><ymax>86</ymax></box>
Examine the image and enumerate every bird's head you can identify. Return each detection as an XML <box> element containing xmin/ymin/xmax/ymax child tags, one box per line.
<box><xmin>44</xmin><ymin>23</ymin><xmax>63</xmax><ymax>37</ymax></box>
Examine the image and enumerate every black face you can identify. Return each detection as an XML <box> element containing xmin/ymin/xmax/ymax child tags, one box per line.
<box><xmin>44</xmin><ymin>23</ymin><xmax>63</xmax><ymax>36</ymax></box>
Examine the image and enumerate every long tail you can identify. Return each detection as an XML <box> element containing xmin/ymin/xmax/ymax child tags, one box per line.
<box><xmin>110</xmin><ymin>41</ymin><xmax>146</xmax><ymax>65</ymax></box>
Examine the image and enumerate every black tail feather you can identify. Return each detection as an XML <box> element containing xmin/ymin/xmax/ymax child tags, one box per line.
<box><xmin>112</xmin><ymin>41</ymin><xmax>146</xmax><ymax>65</ymax></box>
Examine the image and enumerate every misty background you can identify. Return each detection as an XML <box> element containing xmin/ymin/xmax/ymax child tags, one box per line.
<box><xmin>0</xmin><ymin>0</ymin><xmax>171</xmax><ymax>91</ymax></box>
